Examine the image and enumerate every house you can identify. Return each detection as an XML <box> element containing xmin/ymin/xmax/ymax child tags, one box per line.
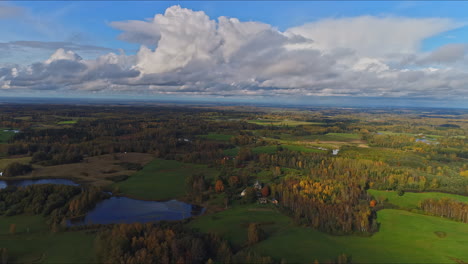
<box><xmin>240</xmin><ymin>188</ymin><xmax>247</xmax><ymax>197</ymax></box>
<box><xmin>332</xmin><ymin>149</ymin><xmax>340</xmax><ymax>155</ymax></box>
<box><xmin>258</xmin><ymin>197</ymin><xmax>268</xmax><ymax>204</ymax></box>
<box><xmin>270</xmin><ymin>198</ymin><xmax>278</xmax><ymax>205</ymax></box>
<box><xmin>0</xmin><ymin>172</ymin><xmax>2</xmax><ymax>177</ymax></box>
<box><xmin>253</xmin><ymin>180</ymin><xmax>262</xmax><ymax>190</ymax></box>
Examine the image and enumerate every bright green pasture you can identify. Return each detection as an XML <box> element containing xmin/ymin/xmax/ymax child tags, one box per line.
<box><xmin>253</xmin><ymin>209</ymin><xmax>468</xmax><ymax>263</ymax></box>
<box><xmin>57</xmin><ymin>120</ymin><xmax>77</xmax><ymax>125</ymax></box>
<box><xmin>0</xmin><ymin>215</ymin><xmax>95</xmax><ymax>263</ymax></box>
<box><xmin>115</xmin><ymin>159</ymin><xmax>219</xmax><ymax>200</ymax></box>
<box><xmin>368</xmin><ymin>189</ymin><xmax>468</xmax><ymax>209</ymax></box>
<box><xmin>189</xmin><ymin>204</ymin><xmax>290</xmax><ymax>248</ymax></box>
<box><xmin>198</xmin><ymin>133</ymin><xmax>233</xmax><ymax>141</ymax></box>
<box><xmin>190</xmin><ymin>205</ymin><xmax>468</xmax><ymax>263</ymax></box>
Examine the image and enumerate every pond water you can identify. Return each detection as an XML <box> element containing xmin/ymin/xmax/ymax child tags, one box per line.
<box><xmin>0</xmin><ymin>178</ymin><xmax>79</xmax><ymax>189</ymax></box>
<box><xmin>0</xmin><ymin>178</ymin><xmax>204</xmax><ymax>225</ymax></box>
<box><xmin>68</xmin><ymin>197</ymin><xmax>205</xmax><ymax>226</ymax></box>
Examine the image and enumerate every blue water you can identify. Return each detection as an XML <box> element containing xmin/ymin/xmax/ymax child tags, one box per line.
<box><xmin>0</xmin><ymin>178</ymin><xmax>79</xmax><ymax>189</ymax></box>
<box><xmin>68</xmin><ymin>197</ymin><xmax>204</xmax><ymax>225</ymax></box>
<box><xmin>0</xmin><ymin>178</ymin><xmax>204</xmax><ymax>225</ymax></box>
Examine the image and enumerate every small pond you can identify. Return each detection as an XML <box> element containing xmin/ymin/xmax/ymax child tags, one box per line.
<box><xmin>0</xmin><ymin>178</ymin><xmax>204</xmax><ymax>225</ymax></box>
<box><xmin>68</xmin><ymin>197</ymin><xmax>205</xmax><ymax>226</ymax></box>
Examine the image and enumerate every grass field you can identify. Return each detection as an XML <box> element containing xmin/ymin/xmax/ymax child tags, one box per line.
<box><xmin>189</xmin><ymin>204</ymin><xmax>290</xmax><ymax>248</ymax></box>
<box><xmin>0</xmin><ymin>130</ymin><xmax>16</xmax><ymax>143</ymax></box>
<box><xmin>57</xmin><ymin>120</ymin><xmax>78</xmax><ymax>125</ymax></box>
<box><xmin>0</xmin><ymin>215</ymin><xmax>96</xmax><ymax>263</ymax></box>
<box><xmin>190</xmin><ymin>205</ymin><xmax>468</xmax><ymax>263</ymax></box>
<box><xmin>247</xmin><ymin>119</ymin><xmax>324</xmax><ymax>126</ymax></box>
<box><xmin>198</xmin><ymin>133</ymin><xmax>233</xmax><ymax>141</ymax></box>
<box><xmin>252</xmin><ymin>144</ymin><xmax>326</xmax><ymax>155</ymax></box>
<box><xmin>368</xmin><ymin>189</ymin><xmax>468</xmax><ymax>209</ymax></box>
<box><xmin>115</xmin><ymin>158</ymin><xmax>219</xmax><ymax>200</ymax></box>
<box><xmin>0</xmin><ymin>157</ymin><xmax>31</xmax><ymax>170</ymax></box>
<box><xmin>223</xmin><ymin>147</ymin><xmax>239</xmax><ymax>156</ymax></box>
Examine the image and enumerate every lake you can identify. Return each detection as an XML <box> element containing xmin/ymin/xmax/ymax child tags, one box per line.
<box><xmin>0</xmin><ymin>178</ymin><xmax>79</xmax><ymax>189</ymax></box>
<box><xmin>68</xmin><ymin>196</ymin><xmax>205</xmax><ymax>225</ymax></box>
<box><xmin>0</xmin><ymin>178</ymin><xmax>204</xmax><ymax>225</ymax></box>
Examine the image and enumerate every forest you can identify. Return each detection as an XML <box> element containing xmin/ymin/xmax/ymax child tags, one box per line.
<box><xmin>0</xmin><ymin>103</ymin><xmax>467</xmax><ymax>263</ymax></box>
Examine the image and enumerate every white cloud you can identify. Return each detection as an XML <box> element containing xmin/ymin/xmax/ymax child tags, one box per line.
<box><xmin>286</xmin><ymin>16</ymin><xmax>461</xmax><ymax>58</ymax></box>
<box><xmin>1</xmin><ymin>5</ymin><xmax>468</xmax><ymax>100</ymax></box>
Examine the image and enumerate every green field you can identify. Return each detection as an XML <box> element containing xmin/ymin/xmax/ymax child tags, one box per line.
<box><xmin>0</xmin><ymin>215</ymin><xmax>95</xmax><ymax>263</ymax></box>
<box><xmin>252</xmin><ymin>144</ymin><xmax>325</xmax><ymax>155</ymax></box>
<box><xmin>198</xmin><ymin>133</ymin><xmax>233</xmax><ymax>141</ymax></box>
<box><xmin>115</xmin><ymin>159</ymin><xmax>219</xmax><ymax>200</ymax></box>
<box><xmin>247</xmin><ymin>119</ymin><xmax>324</xmax><ymax>127</ymax></box>
<box><xmin>57</xmin><ymin>120</ymin><xmax>78</xmax><ymax>125</ymax></box>
<box><xmin>0</xmin><ymin>130</ymin><xmax>16</xmax><ymax>143</ymax></box>
<box><xmin>191</xmin><ymin>205</ymin><xmax>468</xmax><ymax>263</ymax></box>
<box><xmin>189</xmin><ymin>204</ymin><xmax>291</xmax><ymax>248</ymax></box>
<box><xmin>223</xmin><ymin>147</ymin><xmax>239</xmax><ymax>156</ymax></box>
<box><xmin>368</xmin><ymin>189</ymin><xmax>468</xmax><ymax>209</ymax></box>
<box><xmin>0</xmin><ymin>157</ymin><xmax>31</xmax><ymax>170</ymax></box>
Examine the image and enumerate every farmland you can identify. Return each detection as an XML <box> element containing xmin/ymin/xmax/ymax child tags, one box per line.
<box><xmin>114</xmin><ymin>158</ymin><xmax>219</xmax><ymax>200</ymax></box>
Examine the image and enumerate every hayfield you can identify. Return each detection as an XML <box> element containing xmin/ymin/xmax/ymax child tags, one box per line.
<box><xmin>368</xmin><ymin>189</ymin><xmax>468</xmax><ymax>209</ymax></box>
<box><xmin>0</xmin><ymin>215</ymin><xmax>96</xmax><ymax>263</ymax></box>
<box><xmin>19</xmin><ymin>153</ymin><xmax>153</xmax><ymax>186</ymax></box>
<box><xmin>0</xmin><ymin>157</ymin><xmax>31</xmax><ymax>170</ymax></box>
<box><xmin>190</xmin><ymin>205</ymin><xmax>468</xmax><ymax>263</ymax></box>
<box><xmin>115</xmin><ymin>158</ymin><xmax>219</xmax><ymax>200</ymax></box>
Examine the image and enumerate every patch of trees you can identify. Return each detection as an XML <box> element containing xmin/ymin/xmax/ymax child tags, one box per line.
<box><xmin>94</xmin><ymin>222</ymin><xmax>273</xmax><ymax>264</ymax></box>
<box><xmin>272</xmin><ymin>178</ymin><xmax>378</xmax><ymax>235</ymax></box>
<box><xmin>0</xmin><ymin>185</ymin><xmax>109</xmax><ymax>227</ymax></box>
<box><xmin>2</xmin><ymin>162</ymin><xmax>32</xmax><ymax>177</ymax></box>
<box><xmin>419</xmin><ymin>198</ymin><xmax>468</xmax><ymax>223</ymax></box>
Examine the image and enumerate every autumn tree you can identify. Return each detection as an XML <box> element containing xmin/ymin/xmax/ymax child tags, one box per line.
<box><xmin>215</xmin><ymin>180</ymin><xmax>225</xmax><ymax>193</ymax></box>
<box><xmin>9</xmin><ymin>224</ymin><xmax>16</xmax><ymax>235</ymax></box>
<box><xmin>247</xmin><ymin>223</ymin><xmax>260</xmax><ymax>245</ymax></box>
<box><xmin>261</xmin><ymin>186</ymin><xmax>270</xmax><ymax>197</ymax></box>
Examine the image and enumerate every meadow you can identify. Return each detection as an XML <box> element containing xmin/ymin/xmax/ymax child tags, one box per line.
<box><xmin>57</xmin><ymin>120</ymin><xmax>78</xmax><ymax>125</ymax></box>
<box><xmin>0</xmin><ymin>130</ymin><xmax>16</xmax><ymax>143</ymax></box>
<box><xmin>247</xmin><ymin>119</ymin><xmax>324</xmax><ymax>126</ymax></box>
<box><xmin>190</xmin><ymin>205</ymin><xmax>468</xmax><ymax>263</ymax></box>
<box><xmin>0</xmin><ymin>157</ymin><xmax>31</xmax><ymax>170</ymax></box>
<box><xmin>252</xmin><ymin>144</ymin><xmax>325</xmax><ymax>154</ymax></box>
<box><xmin>18</xmin><ymin>153</ymin><xmax>153</xmax><ymax>187</ymax></box>
<box><xmin>115</xmin><ymin>158</ymin><xmax>219</xmax><ymax>200</ymax></box>
<box><xmin>198</xmin><ymin>133</ymin><xmax>234</xmax><ymax>141</ymax></box>
<box><xmin>368</xmin><ymin>189</ymin><xmax>468</xmax><ymax>209</ymax></box>
<box><xmin>0</xmin><ymin>215</ymin><xmax>95</xmax><ymax>263</ymax></box>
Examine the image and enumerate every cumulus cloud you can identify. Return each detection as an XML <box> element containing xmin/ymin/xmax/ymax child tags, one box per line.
<box><xmin>1</xmin><ymin>5</ymin><xmax>468</xmax><ymax>100</ymax></box>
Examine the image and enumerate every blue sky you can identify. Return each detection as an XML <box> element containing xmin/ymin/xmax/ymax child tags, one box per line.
<box><xmin>7</xmin><ymin>1</ymin><xmax>468</xmax><ymax>53</ymax></box>
<box><xmin>1</xmin><ymin>1</ymin><xmax>468</xmax><ymax>107</ymax></box>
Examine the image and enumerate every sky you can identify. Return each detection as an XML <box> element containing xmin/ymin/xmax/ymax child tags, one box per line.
<box><xmin>1</xmin><ymin>1</ymin><xmax>468</xmax><ymax>107</ymax></box>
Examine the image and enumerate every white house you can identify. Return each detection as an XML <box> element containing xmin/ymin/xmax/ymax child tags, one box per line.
<box><xmin>332</xmin><ymin>149</ymin><xmax>340</xmax><ymax>155</ymax></box>
<box><xmin>240</xmin><ymin>188</ymin><xmax>247</xmax><ymax>197</ymax></box>
<box><xmin>0</xmin><ymin>172</ymin><xmax>3</xmax><ymax>176</ymax></box>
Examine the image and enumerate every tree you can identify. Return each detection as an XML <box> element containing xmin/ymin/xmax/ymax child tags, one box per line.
<box><xmin>215</xmin><ymin>180</ymin><xmax>225</xmax><ymax>193</ymax></box>
<box><xmin>261</xmin><ymin>186</ymin><xmax>270</xmax><ymax>197</ymax></box>
<box><xmin>9</xmin><ymin>224</ymin><xmax>16</xmax><ymax>235</ymax></box>
<box><xmin>369</xmin><ymin>200</ymin><xmax>377</xmax><ymax>207</ymax></box>
<box><xmin>247</xmin><ymin>223</ymin><xmax>260</xmax><ymax>245</ymax></box>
